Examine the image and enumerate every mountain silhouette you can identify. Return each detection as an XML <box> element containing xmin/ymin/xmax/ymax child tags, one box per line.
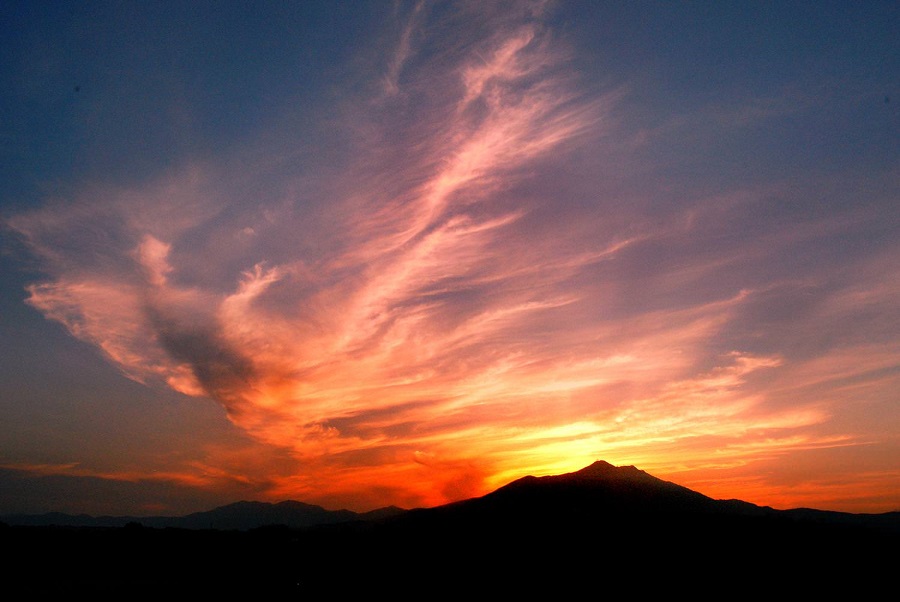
<box><xmin>3</xmin><ymin>460</ymin><xmax>896</xmax><ymax>596</ymax></box>
<box><xmin>375</xmin><ymin>460</ymin><xmax>897</xmax><ymax>535</ymax></box>
<box><xmin>1</xmin><ymin>499</ymin><xmax>405</xmax><ymax>530</ymax></box>
<box><xmin>300</xmin><ymin>460</ymin><xmax>899</xmax><ymax>596</ymax></box>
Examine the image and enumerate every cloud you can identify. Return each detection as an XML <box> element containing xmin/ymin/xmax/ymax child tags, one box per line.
<box><xmin>5</xmin><ymin>1</ymin><xmax>897</xmax><ymax>512</ymax></box>
<box><xmin>6</xmin><ymin>2</ymin><xmax>603</xmax><ymax>460</ymax></box>
<box><xmin>381</xmin><ymin>1</ymin><xmax>424</xmax><ymax>97</ymax></box>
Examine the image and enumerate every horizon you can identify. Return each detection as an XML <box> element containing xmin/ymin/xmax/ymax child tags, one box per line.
<box><xmin>5</xmin><ymin>459</ymin><xmax>897</xmax><ymax>518</ymax></box>
<box><xmin>1</xmin><ymin>1</ymin><xmax>898</xmax><ymax>518</ymax></box>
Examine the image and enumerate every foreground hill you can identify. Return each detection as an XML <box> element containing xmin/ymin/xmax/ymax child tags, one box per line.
<box><xmin>3</xmin><ymin>460</ymin><xmax>896</xmax><ymax>596</ymax></box>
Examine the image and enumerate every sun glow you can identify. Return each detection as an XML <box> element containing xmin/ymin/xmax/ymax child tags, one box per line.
<box><xmin>4</xmin><ymin>1</ymin><xmax>898</xmax><ymax>516</ymax></box>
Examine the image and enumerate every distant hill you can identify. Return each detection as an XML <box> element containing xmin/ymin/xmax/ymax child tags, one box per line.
<box><xmin>1</xmin><ymin>499</ymin><xmax>405</xmax><ymax>530</ymax></box>
<box><xmin>3</xmin><ymin>460</ymin><xmax>896</xmax><ymax>596</ymax></box>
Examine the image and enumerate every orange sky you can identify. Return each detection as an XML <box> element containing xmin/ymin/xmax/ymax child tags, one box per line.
<box><xmin>1</xmin><ymin>1</ymin><xmax>897</xmax><ymax>516</ymax></box>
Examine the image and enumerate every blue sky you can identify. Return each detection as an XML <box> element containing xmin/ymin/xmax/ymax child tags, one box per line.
<box><xmin>1</xmin><ymin>1</ymin><xmax>897</xmax><ymax>516</ymax></box>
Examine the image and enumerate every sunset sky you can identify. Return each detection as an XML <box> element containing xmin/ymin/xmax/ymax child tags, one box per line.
<box><xmin>1</xmin><ymin>1</ymin><xmax>897</xmax><ymax>517</ymax></box>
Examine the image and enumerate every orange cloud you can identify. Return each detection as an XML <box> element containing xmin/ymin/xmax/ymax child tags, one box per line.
<box><xmin>5</xmin><ymin>3</ymin><xmax>897</xmax><ymax>515</ymax></box>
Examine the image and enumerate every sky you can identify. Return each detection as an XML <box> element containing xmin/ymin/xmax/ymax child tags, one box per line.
<box><xmin>1</xmin><ymin>0</ymin><xmax>897</xmax><ymax>518</ymax></box>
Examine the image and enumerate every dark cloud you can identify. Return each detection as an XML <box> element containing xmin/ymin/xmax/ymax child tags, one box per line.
<box><xmin>147</xmin><ymin>307</ymin><xmax>256</xmax><ymax>409</ymax></box>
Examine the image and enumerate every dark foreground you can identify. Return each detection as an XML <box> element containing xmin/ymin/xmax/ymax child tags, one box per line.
<box><xmin>4</xmin><ymin>509</ymin><xmax>895</xmax><ymax>598</ymax></box>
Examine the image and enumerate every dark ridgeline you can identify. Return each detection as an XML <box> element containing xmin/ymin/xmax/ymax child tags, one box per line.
<box><xmin>3</xmin><ymin>461</ymin><xmax>896</xmax><ymax>597</ymax></box>
<box><xmin>1</xmin><ymin>499</ymin><xmax>404</xmax><ymax>530</ymax></box>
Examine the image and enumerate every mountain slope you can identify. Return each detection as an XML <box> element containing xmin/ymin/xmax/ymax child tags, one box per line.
<box><xmin>484</xmin><ymin>459</ymin><xmax>723</xmax><ymax>511</ymax></box>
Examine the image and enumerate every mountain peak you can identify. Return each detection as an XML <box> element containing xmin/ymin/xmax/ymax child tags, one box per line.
<box><xmin>572</xmin><ymin>460</ymin><xmax>638</xmax><ymax>478</ymax></box>
<box><xmin>486</xmin><ymin>459</ymin><xmax>716</xmax><ymax>514</ymax></box>
<box><xmin>538</xmin><ymin>460</ymin><xmax>654</xmax><ymax>485</ymax></box>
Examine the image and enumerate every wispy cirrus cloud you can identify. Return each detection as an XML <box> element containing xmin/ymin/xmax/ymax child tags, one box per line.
<box><xmin>5</xmin><ymin>1</ymin><xmax>897</xmax><ymax>512</ymax></box>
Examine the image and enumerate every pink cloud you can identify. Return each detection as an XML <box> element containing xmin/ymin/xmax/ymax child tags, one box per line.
<box><xmin>6</xmin><ymin>3</ymin><xmax>897</xmax><ymax>513</ymax></box>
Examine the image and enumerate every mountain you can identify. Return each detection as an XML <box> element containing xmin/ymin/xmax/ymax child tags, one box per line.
<box><xmin>3</xmin><ymin>460</ymin><xmax>897</xmax><ymax>596</ymax></box>
<box><xmin>306</xmin><ymin>460</ymin><xmax>899</xmax><ymax>595</ymax></box>
<box><xmin>376</xmin><ymin>460</ymin><xmax>898</xmax><ymax>535</ymax></box>
<box><xmin>1</xmin><ymin>499</ymin><xmax>404</xmax><ymax>530</ymax></box>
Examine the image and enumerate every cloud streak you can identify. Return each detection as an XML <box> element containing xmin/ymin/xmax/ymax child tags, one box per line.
<box><xmin>4</xmin><ymin>2</ymin><xmax>898</xmax><ymax>513</ymax></box>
